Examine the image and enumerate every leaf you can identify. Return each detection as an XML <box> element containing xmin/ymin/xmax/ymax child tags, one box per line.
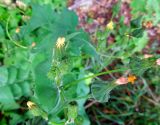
<box><xmin>147</xmin><ymin>0</ymin><xmax>160</xmax><ymax>23</ymax></box>
<box><xmin>0</xmin><ymin>25</ymin><xmax>4</xmax><ymax>38</ymax></box>
<box><xmin>133</xmin><ymin>31</ymin><xmax>148</xmax><ymax>52</ymax></box>
<box><xmin>131</xmin><ymin>0</ymin><xmax>146</xmax><ymax>13</ymax></box>
<box><xmin>81</xmin><ymin>39</ymin><xmax>98</xmax><ymax>58</ymax></box>
<box><xmin>19</xmin><ymin>81</ymin><xmax>32</xmax><ymax>97</ymax></box>
<box><xmin>9</xmin><ymin>113</ymin><xmax>23</xmax><ymax>125</ymax></box>
<box><xmin>10</xmin><ymin>84</ymin><xmax>22</xmax><ymax>99</ymax></box>
<box><xmin>17</xmin><ymin>67</ymin><xmax>30</xmax><ymax>81</ymax></box>
<box><xmin>0</xmin><ymin>66</ymin><xmax>8</xmax><ymax>86</ymax></box>
<box><xmin>55</xmin><ymin>8</ymin><xmax>78</xmax><ymax>30</ymax></box>
<box><xmin>131</xmin><ymin>28</ymin><xmax>144</xmax><ymax>38</ymax></box>
<box><xmin>27</xmin><ymin>4</ymin><xmax>55</xmax><ymax>31</ymax></box>
<box><xmin>66</xmin><ymin>32</ymin><xmax>81</xmax><ymax>41</ymax></box>
<box><xmin>35</xmin><ymin>60</ymin><xmax>60</xmax><ymax>113</ymax></box>
<box><xmin>67</xmin><ymin>36</ymin><xmax>98</xmax><ymax>58</ymax></box>
<box><xmin>7</xmin><ymin>66</ymin><xmax>17</xmax><ymax>84</ymax></box>
<box><xmin>77</xmin><ymin>70</ymin><xmax>90</xmax><ymax>97</ymax></box>
<box><xmin>91</xmin><ymin>81</ymin><xmax>118</xmax><ymax>102</ymax></box>
<box><xmin>76</xmin><ymin>70</ymin><xmax>91</xmax><ymax>125</ymax></box>
<box><xmin>131</xmin><ymin>17</ymin><xmax>142</xmax><ymax>28</ymax></box>
<box><xmin>129</xmin><ymin>57</ymin><xmax>155</xmax><ymax>76</ymax></box>
<box><xmin>0</xmin><ymin>86</ymin><xmax>19</xmax><ymax>110</ymax></box>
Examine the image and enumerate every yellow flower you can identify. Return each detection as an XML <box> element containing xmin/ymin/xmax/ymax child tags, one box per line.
<box><xmin>31</xmin><ymin>42</ymin><xmax>36</xmax><ymax>47</ymax></box>
<box><xmin>27</xmin><ymin>101</ymin><xmax>36</xmax><ymax>109</ymax></box>
<box><xmin>127</xmin><ymin>75</ymin><xmax>137</xmax><ymax>84</ymax></box>
<box><xmin>107</xmin><ymin>21</ymin><xmax>114</xmax><ymax>30</ymax></box>
<box><xmin>56</xmin><ymin>37</ymin><xmax>65</xmax><ymax>49</ymax></box>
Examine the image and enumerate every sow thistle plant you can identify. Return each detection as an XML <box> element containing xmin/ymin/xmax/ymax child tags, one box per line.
<box><xmin>0</xmin><ymin>2</ymin><xmax>160</xmax><ymax>125</ymax></box>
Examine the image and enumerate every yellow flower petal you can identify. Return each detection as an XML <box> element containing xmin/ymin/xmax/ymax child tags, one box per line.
<box><xmin>27</xmin><ymin>101</ymin><xmax>36</xmax><ymax>109</ymax></box>
<box><xmin>107</xmin><ymin>21</ymin><xmax>114</xmax><ymax>30</ymax></box>
<box><xmin>56</xmin><ymin>37</ymin><xmax>65</xmax><ymax>49</ymax></box>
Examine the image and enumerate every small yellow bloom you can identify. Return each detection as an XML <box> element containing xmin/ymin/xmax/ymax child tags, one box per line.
<box><xmin>127</xmin><ymin>75</ymin><xmax>137</xmax><ymax>84</ymax></box>
<box><xmin>56</xmin><ymin>37</ymin><xmax>65</xmax><ymax>49</ymax></box>
<box><xmin>31</xmin><ymin>42</ymin><xmax>36</xmax><ymax>47</ymax></box>
<box><xmin>107</xmin><ymin>21</ymin><xmax>114</xmax><ymax>30</ymax></box>
<box><xmin>27</xmin><ymin>101</ymin><xmax>36</xmax><ymax>109</ymax></box>
<box><xmin>15</xmin><ymin>27</ymin><xmax>20</xmax><ymax>33</ymax></box>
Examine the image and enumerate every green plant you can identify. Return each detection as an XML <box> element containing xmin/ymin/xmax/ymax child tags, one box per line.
<box><xmin>0</xmin><ymin>1</ymin><xmax>160</xmax><ymax>125</ymax></box>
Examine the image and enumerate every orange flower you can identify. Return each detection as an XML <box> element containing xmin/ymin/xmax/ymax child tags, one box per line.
<box><xmin>127</xmin><ymin>75</ymin><xmax>137</xmax><ymax>84</ymax></box>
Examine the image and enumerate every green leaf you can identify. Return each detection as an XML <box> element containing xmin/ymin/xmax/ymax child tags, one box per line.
<box><xmin>7</xmin><ymin>66</ymin><xmax>17</xmax><ymax>84</ymax></box>
<box><xmin>91</xmin><ymin>80</ymin><xmax>118</xmax><ymax>102</ymax></box>
<box><xmin>19</xmin><ymin>81</ymin><xmax>32</xmax><ymax>97</ymax></box>
<box><xmin>17</xmin><ymin>67</ymin><xmax>30</xmax><ymax>81</ymax></box>
<box><xmin>9</xmin><ymin>113</ymin><xmax>23</xmax><ymax>125</ymax></box>
<box><xmin>0</xmin><ymin>66</ymin><xmax>8</xmax><ymax>86</ymax></box>
<box><xmin>35</xmin><ymin>60</ymin><xmax>60</xmax><ymax>113</ymax></box>
<box><xmin>81</xmin><ymin>39</ymin><xmax>98</xmax><ymax>57</ymax></box>
<box><xmin>0</xmin><ymin>86</ymin><xmax>19</xmax><ymax>110</ymax></box>
<box><xmin>131</xmin><ymin>28</ymin><xmax>144</xmax><ymax>38</ymax></box>
<box><xmin>131</xmin><ymin>17</ymin><xmax>142</xmax><ymax>28</ymax></box>
<box><xmin>131</xmin><ymin>0</ymin><xmax>146</xmax><ymax>13</ymax></box>
<box><xmin>129</xmin><ymin>57</ymin><xmax>155</xmax><ymax>76</ymax></box>
<box><xmin>66</xmin><ymin>32</ymin><xmax>81</xmax><ymax>41</ymax></box>
<box><xmin>28</xmin><ymin>4</ymin><xmax>55</xmax><ymax>31</ymax></box>
<box><xmin>76</xmin><ymin>70</ymin><xmax>90</xmax><ymax>125</ymax></box>
<box><xmin>147</xmin><ymin>0</ymin><xmax>160</xmax><ymax>23</ymax></box>
<box><xmin>10</xmin><ymin>84</ymin><xmax>22</xmax><ymax>99</ymax></box>
<box><xmin>55</xmin><ymin>8</ymin><xmax>78</xmax><ymax>30</ymax></box>
<box><xmin>0</xmin><ymin>25</ymin><xmax>4</xmax><ymax>37</ymax></box>
<box><xmin>133</xmin><ymin>31</ymin><xmax>148</xmax><ymax>52</ymax></box>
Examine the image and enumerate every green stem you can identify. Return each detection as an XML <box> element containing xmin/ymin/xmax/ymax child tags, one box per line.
<box><xmin>64</xmin><ymin>68</ymin><xmax>128</xmax><ymax>89</ymax></box>
<box><xmin>6</xmin><ymin>16</ymin><xmax>28</xmax><ymax>49</ymax></box>
<box><xmin>60</xmin><ymin>88</ymin><xmax>68</xmax><ymax>119</ymax></box>
<box><xmin>64</xmin><ymin>65</ymin><xmax>154</xmax><ymax>89</ymax></box>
